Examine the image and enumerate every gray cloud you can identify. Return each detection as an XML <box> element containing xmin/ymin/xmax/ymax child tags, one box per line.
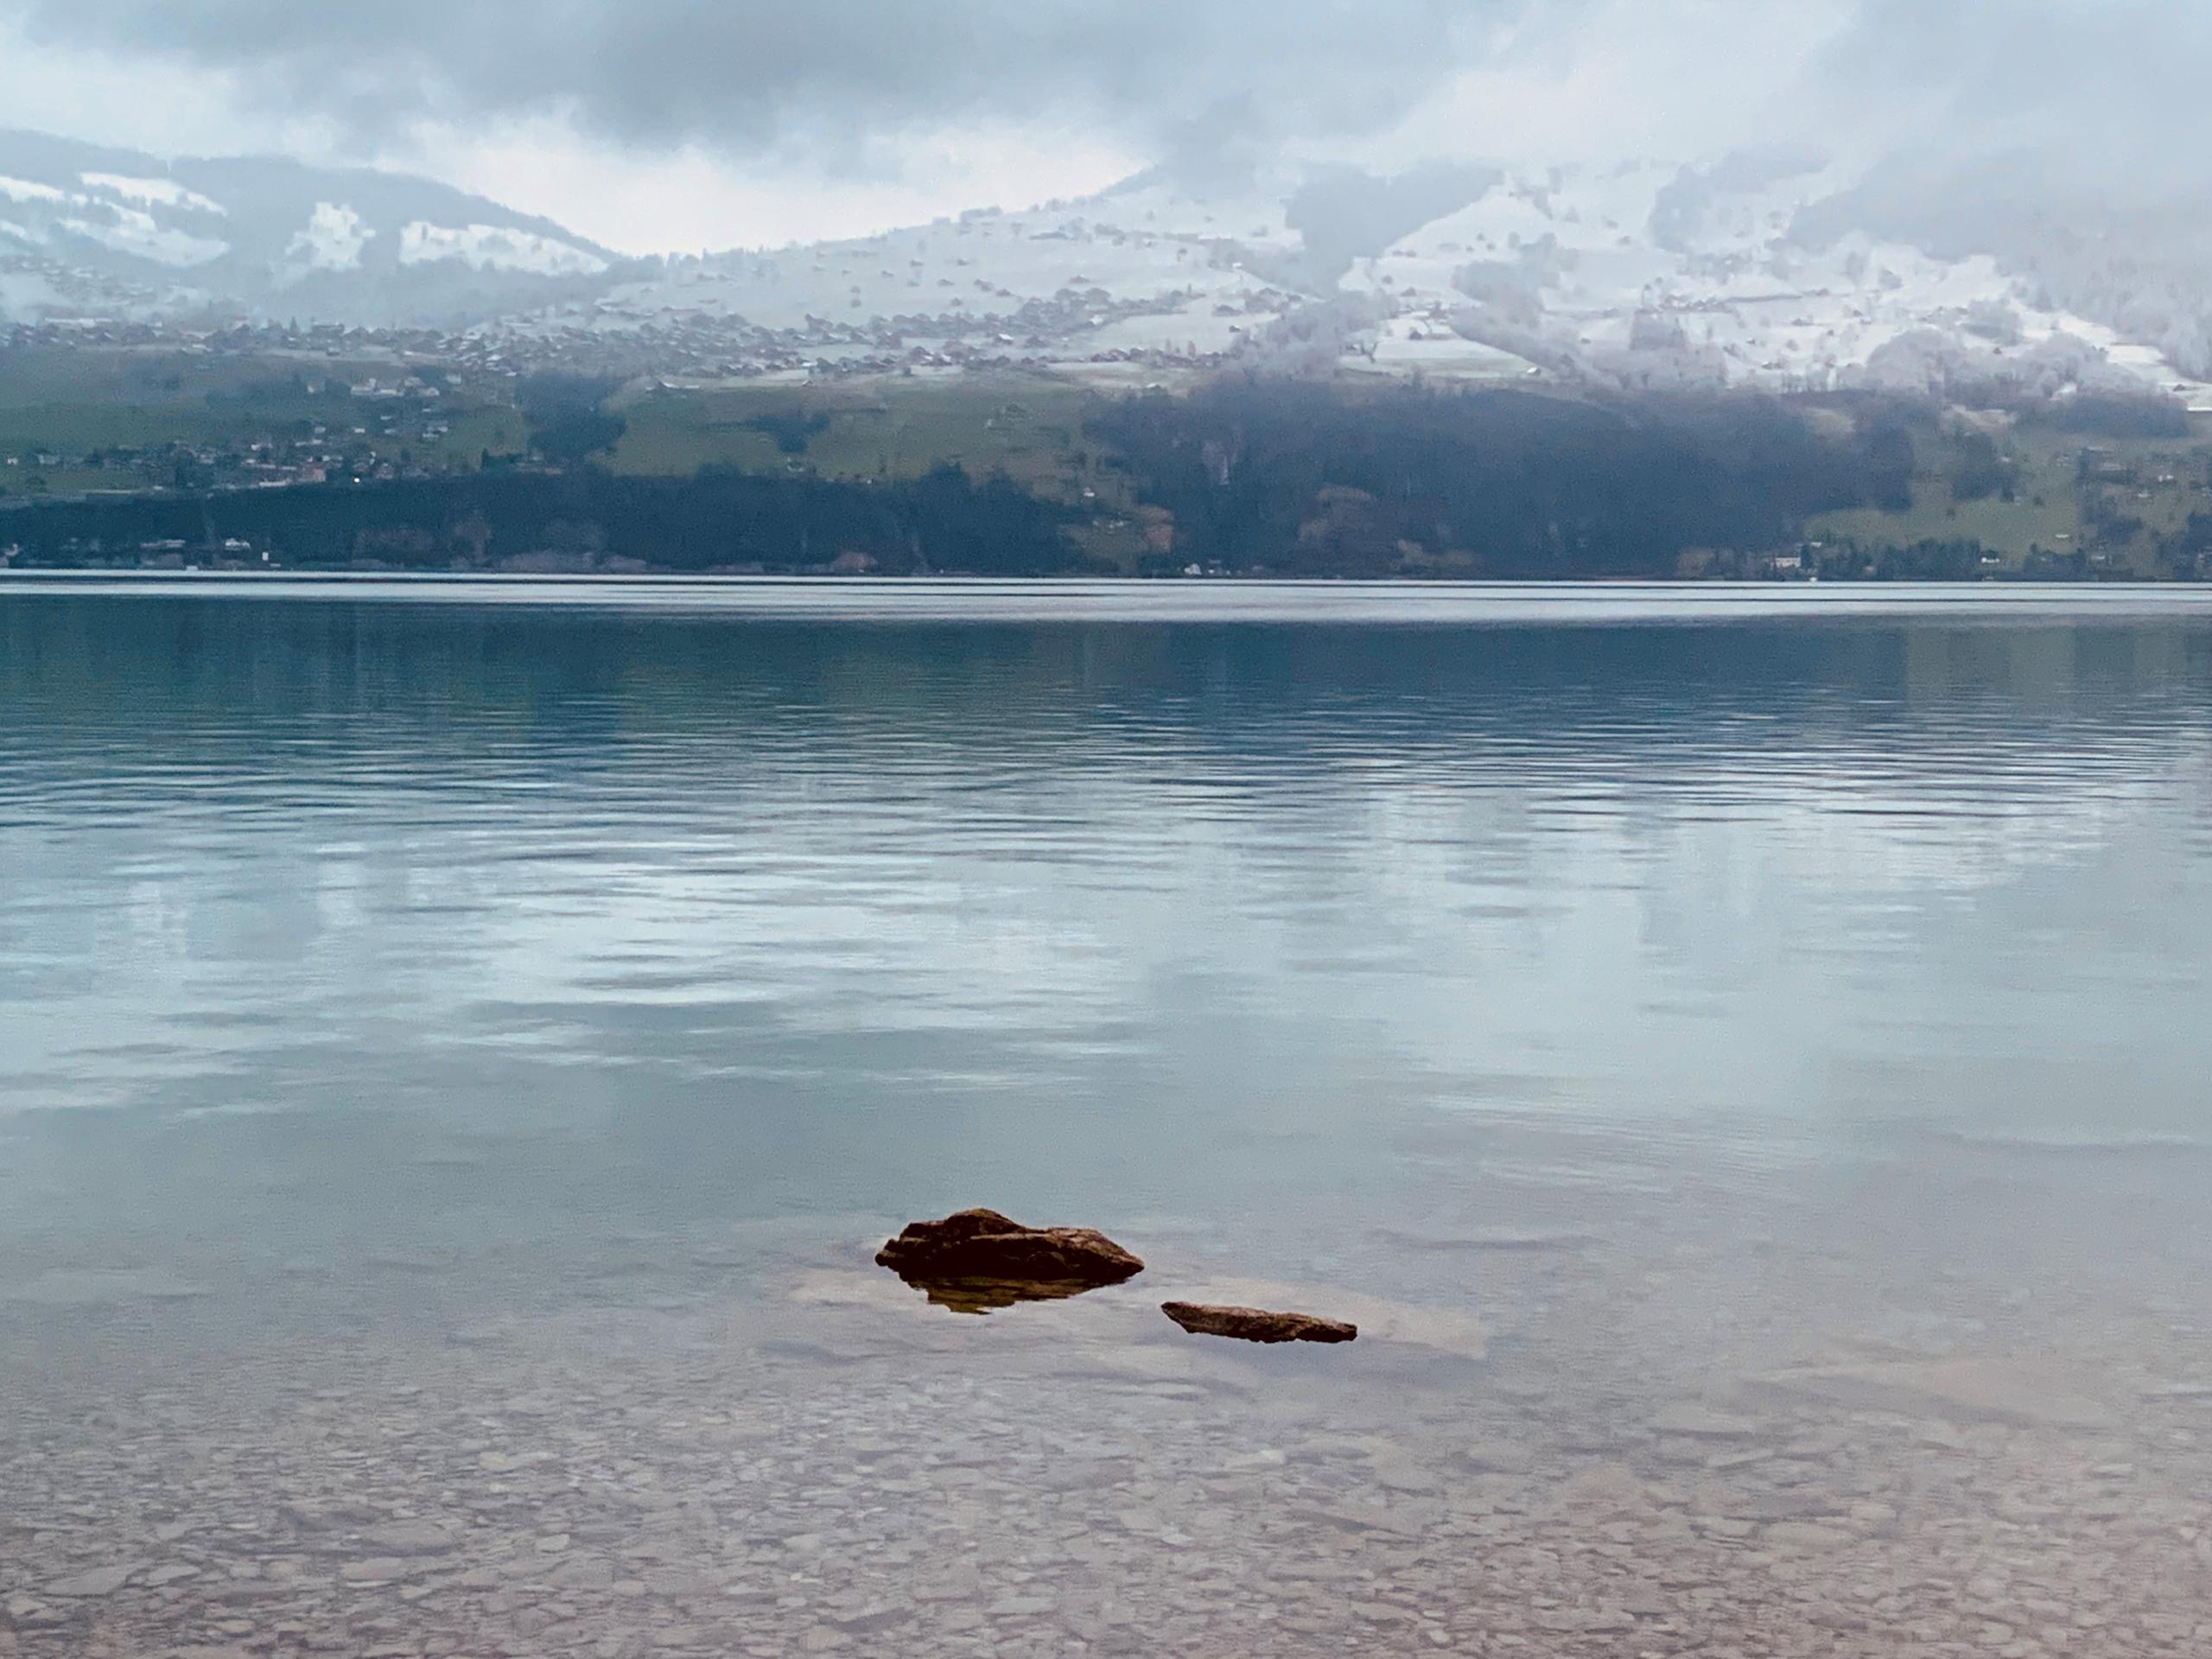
<box><xmin>13</xmin><ymin>0</ymin><xmax>1498</xmax><ymax>162</ymax></box>
<box><xmin>11</xmin><ymin>0</ymin><xmax>2210</xmax><ymax>192</ymax></box>
<box><xmin>1805</xmin><ymin>0</ymin><xmax>2212</xmax><ymax>185</ymax></box>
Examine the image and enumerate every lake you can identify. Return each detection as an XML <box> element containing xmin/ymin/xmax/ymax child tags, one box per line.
<box><xmin>5</xmin><ymin>577</ymin><xmax>2212</xmax><ymax>1655</ymax></box>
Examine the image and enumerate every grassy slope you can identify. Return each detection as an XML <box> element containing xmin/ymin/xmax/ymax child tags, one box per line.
<box><xmin>607</xmin><ymin>374</ymin><xmax>1125</xmax><ymax>501</ymax></box>
<box><xmin>0</xmin><ymin>347</ymin><xmax>523</xmax><ymax>489</ymax></box>
<box><xmin>1808</xmin><ymin>422</ymin><xmax>2212</xmax><ymax>572</ymax></box>
<box><xmin>606</xmin><ymin>372</ymin><xmax>1150</xmax><ymax>568</ymax></box>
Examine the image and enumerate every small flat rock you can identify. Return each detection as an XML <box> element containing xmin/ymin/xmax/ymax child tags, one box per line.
<box><xmin>1163</xmin><ymin>1301</ymin><xmax>1357</xmax><ymax>1344</ymax></box>
<box><xmin>360</xmin><ymin>1521</ymin><xmax>456</xmax><ymax>1555</ymax></box>
<box><xmin>1160</xmin><ymin>1276</ymin><xmax>1484</xmax><ymax>1357</ymax></box>
<box><xmin>282</xmin><ymin>1501</ymin><xmax>380</xmax><ymax>1533</ymax></box>
<box><xmin>1740</xmin><ymin>1490</ymin><xmax>1847</xmax><ymax>1522</ymax></box>
<box><xmin>1765</xmin><ymin>1521</ymin><xmax>1856</xmax><ymax>1553</ymax></box>
<box><xmin>1373</xmin><ymin>1464</ymin><xmax>1440</xmax><ymax>1494</ymax></box>
<box><xmin>45</xmin><ymin>1563</ymin><xmax>143</xmax><ymax>1598</ymax></box>
<box><xmin>823</xmin><ymin>1604</ymin><xmax>904</xmax><ymax>1633</ymax></box>
<box><xmin>1648</xmin><ymin>1402</ymin><xmax>1761</xmax><ymax>1439</ymax></box>
<box><xmin>550</xmin><ymin>1558</ymin><xmax>613</xmax><ymax>1591</ymax></box>
<box><xmin>1291</xmin><ymin>1503</ymin><xmax>1427</xmax><ymax>1538</ymax></box>
<box><xmin>1460</xmin><ymin>1440</ymin><xmax>1536</xmax><ymax>1473</ymax></box>
<box><xmin>338</xmin><ymin>1558</ymin><xmax>414</xmax><ymax>1585</ymax></box>
<box><xmin>209</xmin><ymin>1581</ymin><xmax>295</xmax><ymax>1605</ymax></box>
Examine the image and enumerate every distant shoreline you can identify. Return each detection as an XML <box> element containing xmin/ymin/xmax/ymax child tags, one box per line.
<box><xmin>11</xmin><ymin>571</ymin><xmax>2212</xmax><ymax>627</ymax></box>
<box><xmin>2</xmin><ymin>568</ymin><xmax>2208</xmax><ymax>589</ymax></box>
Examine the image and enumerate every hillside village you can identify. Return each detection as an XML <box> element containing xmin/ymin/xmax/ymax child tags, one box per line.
<box><xmin>12</xmin><ymin>136</ymin><xmax>2212</xmax><ymax>579</ymax></box>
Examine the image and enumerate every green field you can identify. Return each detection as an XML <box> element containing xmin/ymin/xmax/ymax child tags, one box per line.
<box><xmin>0</xmin><ymin>346</ymin><xmax>520</xmax><ymax>483</ymax></box>
<box><xmin>0</xmin><ymin>464</ymin><xmax>118</xmax><ymax>498</ymax></box>
<box><xmin>607</xmin><ymin>374</ymin><xmax>1129</xmax><ymax>505</ymax></box>
<box><xmin>426</xmin><ymin>408</ymin><xmax>528</xmax><ymax>468</ymax></box>
<box><xmin>1808</xmin><ymin>477</ymin><xmax>2087</xmax><ymax>563</ymax></box>
<box><xmin>1808</xmin><ymin>421</ymin><xmax>2212</xmax><ymax>572</ymax></box>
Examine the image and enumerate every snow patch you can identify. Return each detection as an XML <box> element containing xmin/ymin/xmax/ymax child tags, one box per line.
<box><xmin>283</xmin><ymin>202</ymin><xmax>372</xmax><ymax>275</ymax></box>
<box><xmin>0</xmin><ymin>175</ymin><xmax>70</xmax><ymax>206</ymax></box>
<box><xmin>398</xmin><ymin>222</ymin><xmax>607</xmax><ymax>277</ymax></box>
<box><xmin>60</xmin><ymin>206</ymin><xmax>227</xmax><ymax>268</ymax></box>
<box><xmin>80</xmin><ymin>173</ymin><xmax>227</xmax><ymax>217</ymax></box>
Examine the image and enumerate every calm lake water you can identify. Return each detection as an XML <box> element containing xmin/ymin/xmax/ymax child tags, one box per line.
<box><xmin>5</xmin><ymin>578</ymin><xmax>2212</xmax><ymax>1656</ymax></box>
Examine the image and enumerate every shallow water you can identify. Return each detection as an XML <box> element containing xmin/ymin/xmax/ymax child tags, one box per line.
<box><xmin>4</xmin><ymin>579</ymin><xmax>2212</xmax><ymax>1656</ymax></box>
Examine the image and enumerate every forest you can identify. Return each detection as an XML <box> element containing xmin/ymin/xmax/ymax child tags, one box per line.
<box><xmin>1084</xmin><ymin>383</ymin><xmax>1917</xmax><ymax>577</ymax></box>
<box><xmin>0</xmin><ymin>463</ymin><xmax>1081</xmax><ymax>575</ymax></box>
<box><xmin>3</xmin><ymin>379</ymin><xmax>2200</xmax><ymax>577</ymax></box>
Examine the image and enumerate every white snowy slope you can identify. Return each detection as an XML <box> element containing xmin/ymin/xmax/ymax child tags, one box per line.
<box><xmin>1329</xmin><ymin>157</ymin><xmax>2158</xmax><ymax>394</ymax></box>
<box><xmin>79</xmin><ymin>173</ymin><xmax>229</xmax><ymax>217</ymax></box>
<box><xmin>398</xmin><ymin>223</ymin><xmax>610</xmax><ymax>278</ymax></box>
<box><xmin>568</xmin><ymin>150</ymin><xmax>2209</xmax><ymax>398</ymax></box>
<box><xmin>561</xmin><ymin>184</ymin><xmax>1294</xmax><ymax>352</ymax></box>
<box><xmin>0</xmin><ymin>130</ymin><xmax>622</xmax><ymax>325</ymax></box>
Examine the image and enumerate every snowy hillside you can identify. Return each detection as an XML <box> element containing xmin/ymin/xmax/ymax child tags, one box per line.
<box><xmin>4</xmin><ymin>124</ymin><xmax>2207</xmax><ymax>409</ymax></box>
<box><xmin>550</xmin><ymin>149</ymin><xmax>2207</xmax><ymax>403</ymax></box>
<box><xmin>0</xmin><ymin>130</ymin><xmax>623</xmax><ymax>327</ymax></box>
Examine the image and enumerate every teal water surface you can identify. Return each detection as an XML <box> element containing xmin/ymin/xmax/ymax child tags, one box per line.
<box><xmin>10</xmin><ymin>580</ymin><xmax>2212</xmax><ymax>1655</ymax></box>
<box><xmin>3</xmin><ymin>582</ymin><xmax>2212</xmax><ymax>1312</ymax></box>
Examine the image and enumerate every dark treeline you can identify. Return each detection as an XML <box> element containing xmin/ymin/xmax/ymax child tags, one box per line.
<box><xmin>1084</xmin><ymin>382</ymin><xmax>1914</xmax><ymax>577</ymax></box>
<box><xmin>0</xmin><ymin>464</ymin><xmax>1080</xmax><ymax>575</ymax></box>
<box><xmin>4</xmin><ymin>381</ymin><xmax>2164</xmax><ymax>578</ymax></box>
<box><xmin>2020</xmin><ymin>394</ymin><xmax>2192</xmax><ymax>439</ymax></box>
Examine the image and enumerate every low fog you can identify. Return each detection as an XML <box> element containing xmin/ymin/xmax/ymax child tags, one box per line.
<box><xmin>5</xmin><ymin>0</ymin><xmax>2210</xmax><ymax>245</ymax></box>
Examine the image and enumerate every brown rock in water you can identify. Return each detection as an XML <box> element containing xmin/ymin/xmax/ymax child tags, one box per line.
<box><xmin>1162</xmin><ymin>1301</ymin><xmax>1357</xmax><ymax>1344</ymax></box>
<box><xmin>875</xmin><ymin>1210</ymin><xmax>1143</xmax><ymax>1312</ymax></box>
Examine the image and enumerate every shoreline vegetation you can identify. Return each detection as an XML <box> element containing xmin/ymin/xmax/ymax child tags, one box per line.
<box><xmin>6</xmin><ymin>374</ymin><xmax>2212</xmax><ymax>582</ymax></box>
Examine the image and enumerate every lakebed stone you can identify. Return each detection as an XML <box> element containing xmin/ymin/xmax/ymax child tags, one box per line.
<box><xmin>1162</xmin><ymin>1302</ymin><xmax>1357</xmax><ymax>1344</ymax></box>
<box><xmin>44</xmin><ymin>1562</ymin><xmax>143</xmax><ymax>1598</ymax></box>
<box><xmin>360</xmin><ymin>1520</ymin><xmax>457</xmax><ymax>1555</ymax></box>
<box><xmin>875</xmin><ymin>1210</ymin><xmax>1143</xmax><ymax>1311</ymax></box>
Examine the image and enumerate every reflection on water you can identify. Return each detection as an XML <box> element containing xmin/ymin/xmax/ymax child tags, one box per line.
<box><xmin>893</xmin><ymin>1274</ymin><xmax>1122</xmax><ymax>1315</ymax></box>
<box><xmin>3</xmin><ymin>581</ymin><xmax>2212</xmax><ymax>1656</ymax></box>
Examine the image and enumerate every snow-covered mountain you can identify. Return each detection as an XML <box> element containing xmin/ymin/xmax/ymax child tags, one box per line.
<box><xmin>547</xmin><ymin>149</ymin><xmax>2210</xmax><ymax>404</ymax></box>
<box><xmin>0</xmin><ymin>130</ymin><xmax>626</xmax><ymax>327</ymax></box>
<box><xmin>4</xmin><ymin>126</ymin><xmax>2207</xmax><ymax>410</ymax></box>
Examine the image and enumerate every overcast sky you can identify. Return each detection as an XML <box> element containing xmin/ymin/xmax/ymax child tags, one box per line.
<box><xmin>0</xmin><ymin>0</ymin><xmax>2193</xmax><ymax>252</ymax></box>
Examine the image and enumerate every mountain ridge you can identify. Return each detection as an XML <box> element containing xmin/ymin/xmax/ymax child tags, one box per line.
<box><xmin>5</xmin><ymin>128</ymin><xmax>2211</xmax><ymax>411</ymax></box>
<box><xmin>0</xmin><ymin>129</ymin><xmax>626</xmax><ymax>327</ymax></box>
